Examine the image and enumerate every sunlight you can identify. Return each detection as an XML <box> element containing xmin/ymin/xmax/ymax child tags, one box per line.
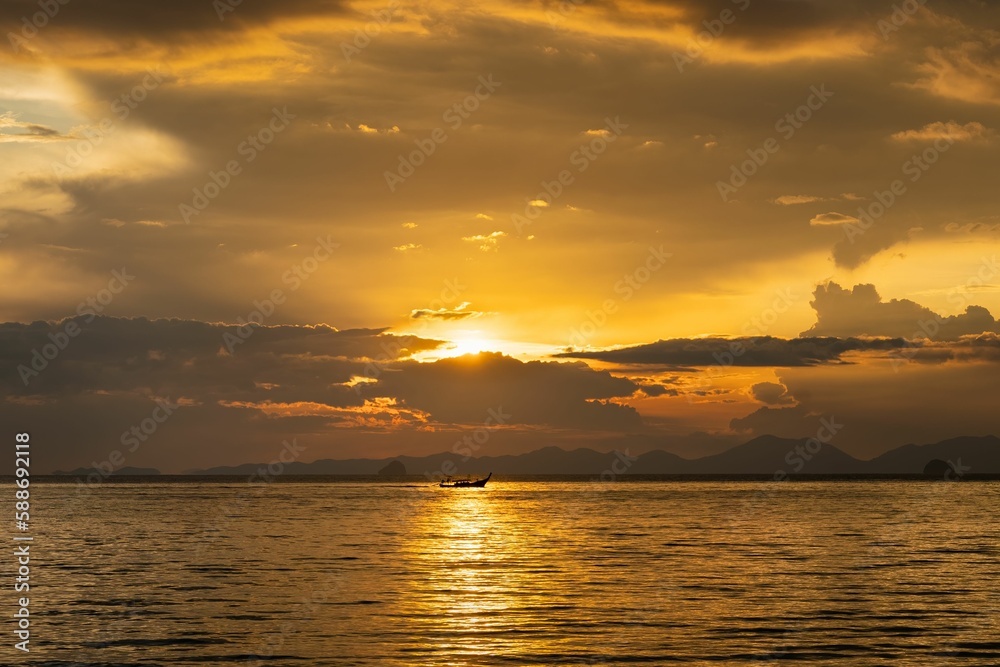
<box><xmin>402</xmin><ymin>487</ymin><xmax>516</xmax><ymax>637</ymax></box>
<box><xmin>407</xmin><ymin>328</ymin><xmax>556</xmax><ymax>362</ymax></box>
<box><xmin>446</xmin><ymin>332</ymin><xmax>500</xmax><ymax>356</ymax></box>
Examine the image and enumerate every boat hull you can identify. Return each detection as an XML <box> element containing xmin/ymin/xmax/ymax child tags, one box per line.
<box><xmin>439</xmin><ymin>473</ymin><xmax>492</xmax><ymax>488</ymax></box>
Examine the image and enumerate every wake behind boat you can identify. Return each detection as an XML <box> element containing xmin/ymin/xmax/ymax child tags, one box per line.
<box><xmin>439</xmin><ymin>473</ymin><xmax>492</xmax><ymax>488</ymax></box>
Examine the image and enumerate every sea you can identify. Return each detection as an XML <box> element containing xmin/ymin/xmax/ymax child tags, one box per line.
<box><xmin>11</xmin><ymin>477</ymin><xmax>1000</xmax><ymax>665</ymax></box>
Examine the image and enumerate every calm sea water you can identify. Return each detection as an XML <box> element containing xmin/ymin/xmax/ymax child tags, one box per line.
<box><xmin>12</xmin><ymin>479</ymin><xmax>1000</xmax><ymax>665</ymax></box>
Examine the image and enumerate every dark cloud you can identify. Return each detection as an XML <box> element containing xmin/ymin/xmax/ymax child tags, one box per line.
<box><xmin>0</xmin><ymin>113</ymin><xmax>62</xmax><ymax>141</ymax></box>
<box><xmin>556</xmin><ymin>336</ymin><xmax>909</xmax><ymax>367</ymax></box>
<box><xmin>0</xmin><ymin>0</ymin><xmax>348</xmax><ymax>37</ymax></box>
<box><xmin>0</xmin><ymin>316</ymin><xmax>441</xmax><ymax>472</ymax></box>
<box><xmin>0</xmin><ymin>319</ymin><xmax>646</xmax><ymax>470</ymax></box>
<box><xmin>363</xmin><ymin>352</ymin><xmax>644</xmax><ymax>430</ymax></box>
<box><xmin>809</xmin><ymin>211</ymin><xmax>857</xmax><ymax>226</ymax></box>
<box><xmin>637</xmin><ymin>382</ymin><xmax>676</xmax><ymax>397</ymax></box>
<box><xmin>749</xmin><ymin>381</ymin><xmax>793</xmax><ymax>405</ymax></box>
<box><xmin>732</xmin><ymin>362</ymin><xmax>1000</xmax><ymax>458</ymax></box>
<box><xmin>19</xmin><ymin>123</ymin><xmax>58</xmax><ymax>136</ymax></box>
<box><xmin>802</xmin><ymin>282</ymin><xmax>1000</xmax><ymax>340</ymax></box>
<box><xmin>0</xmin><ymin>316</ymin><xmax>441</xmax><ymax>399</ymax></box>
<box><xmin>904</xmin><ymin>333</ymin><xmax>1000</xmax><ymax>364</ymax></box>
<box><xmin>831</xmin><ymin>223</ymin><xmax>915</xmax><ymax>269</ymax></box>
<box><xmin>0</xmin><ymin>116</ymin><xmax>62</xmax><ymax>142</ymax></box>
<box><xmin>410</xmin><ymin>303</ymin><xmax>483</xmax><ymax>320</ymax></box>
<box><xmin>659</xmin><ymin>0</ymin><xmax>869</xmax><ymax>38</ymax></box>
<box><xmin>556</xmin><ymin>282</ymin><xmax>1000</xmax><ymax>372</ymax></box>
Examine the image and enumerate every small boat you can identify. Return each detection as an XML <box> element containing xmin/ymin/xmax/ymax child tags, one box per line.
<box><xmin>439</xmin><ymin>472</ymin><xmax>492</xmax><ymax>488</ymax></box>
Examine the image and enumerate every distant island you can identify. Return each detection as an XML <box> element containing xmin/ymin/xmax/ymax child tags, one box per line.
<box><xmin>48</xmin><ymin>434</ymin><xmax>999</xmax><ymax>478</ymax></box>
<box><xmin>51</xmin><ymin>466</ymin><xmax>162</xmax><ymax>477</ymax></box>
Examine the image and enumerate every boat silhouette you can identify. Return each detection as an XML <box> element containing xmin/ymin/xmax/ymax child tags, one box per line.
<box><xmin>439</xmin><ymin>472</ymin><xmax>492</xmax><ymax>488</ymax></box>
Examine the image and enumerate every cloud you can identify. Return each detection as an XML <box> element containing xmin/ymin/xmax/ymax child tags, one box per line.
<box><xmin>362</xmin><ymin>352</ymin><xmax>644</xmax><ymax>431</ymax></box>
<box><xmin>410</xmin><ymin>302</ymin><xmax>483</xmax><ymax>321</ymax></box>
<box><xmin>810</xmin><ymin>211</ymin><xmax>859</xmax><ymax>226</ymax></box>
<box><xmin>0</xmin><ymin>316</ymin><xmax>457</xmax><ymax>470</ymax></box>
<box><xmin>0</xmin><ymin>317</ymin><xmax>654</xmax><ymax>470</ymax></box>
<box><xmin>0</xmin><ymin>112</ymin><xmax>64</xmax><ymax>143</ymax></box>
<box><xmin>2</xmin><ymin>0</ymin><xmax>999</xmax><ymax>472</ymax></box>
<box><xmin>0</xmin><ymin>0</ymin><xmax>350</xmax><ymax>38</ymax></box>
<box><xmin>802</xmin><ymin>282</ymin><xmax>1000</xmax><ymax>340</ymax></box>
<box><xmin>558</xmin><ymin>282</ymin><xmax>1000</xmax><ymax>377</ymax></box>
<box><xmin>900</xmin><ymin>333</ymin><xmax>1000</xmax><ymax>365</ymax></box>
<box><xmin>749</xmin><ymin>381</ymin><xmax>794</xmax><ymax>405</ymax></box>
<box><xmin>774</xmin><ymin>195</ymin><xmax>828</xmax><ymax>205</ymax></box>
<box><xmin>462</xmin><ymin>231</ymin><xmax>506</xmax><ymax>252</ymax></box>
<box><xmin>732</xmin><ymin>360</ymin><xmax>1000</xmax><ymax>457</ymax></box>
<box><xmin>944</xmin><ymin>219</ymin><xmax>1000</xmax><ymax>234</ymax></box>
<box><xmin>890</xmin><ymin>121</ymin><xmax>994</xmax><ymax>143</ymax></box>
<box><xmin>831</xmin><ymin>224</ymin><xmax>914</xmax><ymax>269</ymax></box>
<box><xmin>911</xmin><ymin>42</ymin><xmax>1000</xmax><ymax>106</ymax></box>
<box><xmin>556</xmin><ymin>336</ymin><xmax>909</xmax><ymax>367</ymax></box>
<box><xmin>637</xmin><ymin>382</ymin><xmax>676</xmax><ymax>397</ymax></box>
<box><xmin>0</xmin><ymin>316</ymin><xmax>447</xmax><ymax>399</ymax></box>
<box><xmin>2</xmin><ymin>0</ymin><xmax>996</xmax><ymax>333</ymax></box>
<box><xmin>354</xmin><ymin>123</ymin><xmax>400</xmax><ymax>135</ymax></box>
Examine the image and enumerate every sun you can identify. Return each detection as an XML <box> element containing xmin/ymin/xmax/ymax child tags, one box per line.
<box><xmin>447</xmin><ymin>332</ymin><xmax>498</xmax><ymax>356</ymax></box>
<box><xmin>403</xmin><ymin>325</ymin><xmax>558</xmax><ymax>362</ymax></box>
<box><xmin>409</xmin><ymin>328</ymin><xmax>530</xmax><ymax>361</ymax></box>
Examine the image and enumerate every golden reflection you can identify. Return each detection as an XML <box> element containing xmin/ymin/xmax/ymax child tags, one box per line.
<box><xmin>404</xmin><ymin>485</ymin><xmax>521</xmax><ymax>656</ymax></box>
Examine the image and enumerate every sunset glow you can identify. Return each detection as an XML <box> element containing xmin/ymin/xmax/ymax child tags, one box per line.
<box><xmin>1</xmin><ymin>0</ymin><xmax>999</xmax><ymax>471</ymax></box>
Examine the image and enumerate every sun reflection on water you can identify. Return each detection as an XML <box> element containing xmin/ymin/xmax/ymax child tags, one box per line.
<box><xmin>26</xmin><ymin>480</ymin><xmax>1000</xmax><ymax>666</ymax></box>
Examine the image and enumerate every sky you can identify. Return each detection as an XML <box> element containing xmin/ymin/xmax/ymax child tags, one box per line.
<box><xmin>1</xmin><ymin>0</ymin><xmax>999</xmax><ymax>472</ymax></box>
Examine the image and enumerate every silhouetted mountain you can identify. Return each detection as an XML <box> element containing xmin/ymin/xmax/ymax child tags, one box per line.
<box><xmin>139</xmin><ymin>434</ymin><xmax>1000</xmax><ymax>476</ymax></box>
<box><xmin>685</xmin><ymin>435</ymin><xmax>865</xmax><ymax>475</ymax></box>
<box><xmin>631</xmin><ymin>449</ymin><xmax>689</xmax><ymax>474</ymax></box>
<box><xmin>192</xmin><ymin>459</ymin><xmax>380</xmax><ymax>475</ymax></box>
<box><xmin>188</xmin><ymin>446</ymin><xmax>635</xmax><ymax>477</ymax></box>
<box><xmin>469</xmin><ymin>446</ymin><xmax>626</xmax><ymax>474</ymax></box>
<box><xmin>52</xmin><ymin>466</ymin><xmax>161</xmax><ymax>476</ymax></box>
<box><xmin>378</xmin><ymin>460</ymin><xmax>407</xmax><ymax>475</ymax></box>
<box><xmin>866</xmin><ymin>435</ymin><xmax>1000</xmax><ymax>475</ymax></box>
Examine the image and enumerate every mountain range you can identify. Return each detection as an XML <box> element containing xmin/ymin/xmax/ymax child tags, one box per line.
<box><xmin>94</xmin><ymin>434</ymin><xmax>999</xmax><ymax>477</ymax></box>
